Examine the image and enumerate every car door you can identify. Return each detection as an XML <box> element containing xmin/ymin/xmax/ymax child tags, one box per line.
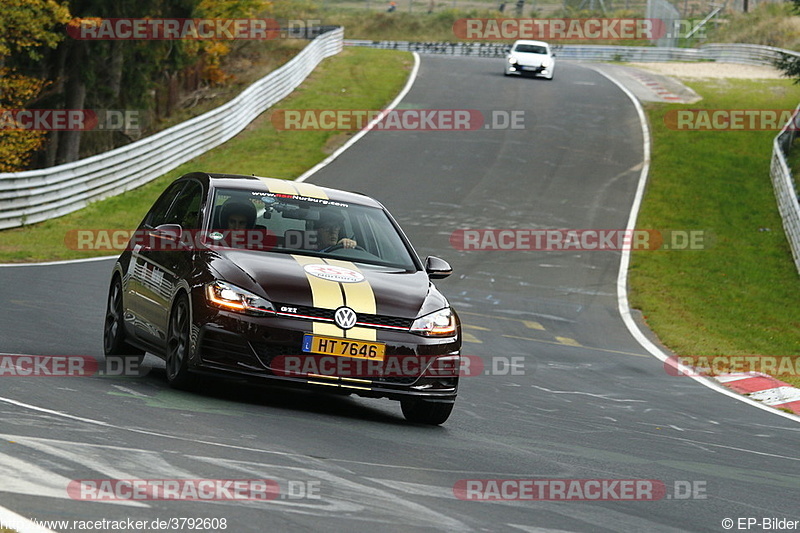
<box><xmin>125</xmin><ymin>181</ymin><xmax>183</xmax><ymax>342</ymax></box>
<box><xmin>128</xmin><ymin>179</ymin><xmax>204</xmax><ymax>348</ymax></box>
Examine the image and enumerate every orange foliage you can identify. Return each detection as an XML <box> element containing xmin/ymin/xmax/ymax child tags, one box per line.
<box><xmin>0</xmin><ymin>69</ymin><xmax>51</xmax><ymax>172</ymax></box>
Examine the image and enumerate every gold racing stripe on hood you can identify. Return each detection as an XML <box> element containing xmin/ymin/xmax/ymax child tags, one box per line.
<box><xmin>324</xmin><ymin>259</ymin><xmax>376</xmax><ymax>342</ymax></box>
<box><xmin>294</xmin><ymin>182</ymin><xmax>329</xmax><ymax>200</ymax></box>
<box><xmin>292</xmin><ymin>255</ymin><xmax>344</xmax><ymax>337</ymax></box>
<box><xmin>259</xmin><ymin>178</ymin><xmax>297</xmax><ymax>196</ymax></box>
<box><xmin>257</xmin><ymin>178</ymin><xmax>329</xmax><ymax>200</ymax></box>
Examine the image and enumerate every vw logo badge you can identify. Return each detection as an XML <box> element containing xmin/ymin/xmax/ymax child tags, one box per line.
<box><xmin>334</xmin><ymin>307</ymin><xmax>358</xmax><ymax>330</ymax></box>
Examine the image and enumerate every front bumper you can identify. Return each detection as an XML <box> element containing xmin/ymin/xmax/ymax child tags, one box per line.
<box><xmin>190</xmin><ymin>308</ymin><xmax>460</xmax><ymax>402</ymax></box>
<box><xmin>506</xmin><ymin>62</ymin><xmax>551</xmax><ymax>76</ymax></box>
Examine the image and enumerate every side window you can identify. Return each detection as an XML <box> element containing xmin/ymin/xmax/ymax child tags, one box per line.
<box><xmin>144</xmin><ymin>182</ymin><xmax>185</xmax><ymax>228</ymax></box>
<box><xmin>165</xmin><ymin>181</ymin><xmax>203</xmax><ymax>229</ymax></box>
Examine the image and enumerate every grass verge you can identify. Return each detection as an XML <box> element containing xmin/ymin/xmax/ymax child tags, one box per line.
<box><xmin>0</xmin><ymin>47</ymin><xmax>412</xmax><ymax>263</ymax></box>
<box><xmin>629</xmin><ymin>78</ymin><xmax>800</xmax><ymax>388</ymax></box>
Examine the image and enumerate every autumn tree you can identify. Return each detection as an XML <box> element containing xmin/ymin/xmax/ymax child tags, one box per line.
<box><xmin>0</xmin><ymin>0</ymin><xmax>71</xmax><ymax>172</ymax></box>
<box><xmin>38</xmin><ymin>0</ymin><xmax>273</xmax><ymax>167</ymax></box>
<box><xmin>2</xmin><ymin>0</ymin><xmax>274</xmax><ymax>171</ymax></box>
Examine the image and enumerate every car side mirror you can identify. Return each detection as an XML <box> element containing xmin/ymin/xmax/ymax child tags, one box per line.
<box><xmin>425</xmin><ymin>256</ymin><xmax>452</xmax><ymax>279</ymax></box>
<box><xmin>153</xmin><ymin>223</ymin><xmax>183</xmax><ymax>241</ymax></box>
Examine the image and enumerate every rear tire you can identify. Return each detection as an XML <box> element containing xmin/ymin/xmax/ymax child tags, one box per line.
<box><xmin>103</xmin><ymin>275</ymin><xmax>145</xmax><ymax>365</ymax></box>
<box><xmin>166</xmin><ymin>292</ymin><xmax>195</xmax><ymax>389</ymax></box>
<box><xmin>400</xmin><ymin>399</ymin><xmax>454</xmax><ymax>425</ymax></box>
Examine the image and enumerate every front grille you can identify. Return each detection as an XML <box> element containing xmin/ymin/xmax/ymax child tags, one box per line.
<box><xmin>274</xmin><ymin>303</ymin><xmax>413</xmax><ymax>331</ymax></box>
<box><xmin>356</xmin><ymin>312</ymin><xmax>413</xmax><ymax>329</ymax></box>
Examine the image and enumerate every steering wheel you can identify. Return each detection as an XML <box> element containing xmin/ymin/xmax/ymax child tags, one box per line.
<box><xmin>322</xmin><ymin>243</ymin><xmax>367</xmax><ymax>253</ymax></box>
<box><xmin>320</xmin><ymin>244</ymin><xmax>369</xmax><ymax>253</ymax></box>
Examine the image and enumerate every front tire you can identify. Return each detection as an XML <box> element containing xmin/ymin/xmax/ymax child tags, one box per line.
<box><xmin>401</xmin><ymin>399</ymin><xmax>454</xmax><ymax>425</ymax></box>
<box><xmin>103</xmin><ymin>275</ymin><xmax>145</xmax><ymax>362</ymax></box>
<box><xmin>166</xmin><ymin>292</ymin><xmax>194</xmax><ymax>389</ymax></box>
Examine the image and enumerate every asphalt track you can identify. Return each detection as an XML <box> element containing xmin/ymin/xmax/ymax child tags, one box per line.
<box><xmin>0</xmin><ymin>56</ymin><xmax>798</xmax><ymax>532</ymax></box>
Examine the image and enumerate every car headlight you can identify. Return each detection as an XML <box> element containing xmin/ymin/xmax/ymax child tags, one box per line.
<box><xmin>507</xmin><ymin>56</ymin><xmax>517</xmax><ymax>64</ymax></box>
<box><xmin>542</xmin><ymin>58</ymin><xmax>553</xmax><ymax>68</ymax></box>
<box><xmin>410</xmin><ymin>308</ymin><xmax>457</xmax><ymax>337</ymax></box>
<box><xmin>205</xmin><ymin>281</ymin><xmax>275</xmax><ymax>316</ymax></box>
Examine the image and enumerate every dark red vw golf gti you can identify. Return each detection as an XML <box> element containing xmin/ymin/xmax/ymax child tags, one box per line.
<box><xmin>104</xmin><ymin>173</ymin><xmax>461</xmax><ymax>424</ymax></box>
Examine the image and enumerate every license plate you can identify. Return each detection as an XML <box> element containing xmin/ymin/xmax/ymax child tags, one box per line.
<box><xmin>302</xmin><ymin>334</ymin><xmax>385</xmax><ymax>361</ymax></box>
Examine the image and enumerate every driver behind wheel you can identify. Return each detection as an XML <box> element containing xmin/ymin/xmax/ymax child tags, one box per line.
<box><xmin>315</xmin><ymin>211</ymin><xmax>357</xmax><ymax>251</ymax></box>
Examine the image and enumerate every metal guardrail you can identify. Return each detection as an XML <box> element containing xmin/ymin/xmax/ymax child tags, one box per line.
<box><xmin>771</xmin><ymin>105</ymin><xmax>800</xmax><ymax>275</ymax></box>
<box><xmin>343</xmin><ymin>40</ymin><xmax>800</xmax><ymax>66</ymax></box>
<box><xmin>0</xmin><ymin>28</ymin><xmax>344</xmax><ymax>230</ymax></box>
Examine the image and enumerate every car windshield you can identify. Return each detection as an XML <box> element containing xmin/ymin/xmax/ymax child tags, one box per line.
<box><xmin>207</xmin><ymin>187</ymin><xmax>418</xmax><ymax>270</ymax></box>
<box><xmin>515</xmin><ymin>44</ymin><xmax>547</xmax><ymax>54</ymax></box>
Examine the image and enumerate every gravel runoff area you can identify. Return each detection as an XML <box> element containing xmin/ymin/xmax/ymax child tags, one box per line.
<box><xmin>628</xmin><ymin>61</ymin><xmax>787</xmax><ymax>79</ymax></box>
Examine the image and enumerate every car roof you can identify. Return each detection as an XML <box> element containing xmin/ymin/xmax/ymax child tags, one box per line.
<box><xmin>180</xmin><ymin>172</ymin><xmax>384</xmax><ymax>209</ymax></box>
<box><xmin>512</xmin><ymin>40</ymin><xmax>550</xmax><ymax>48</ymax></box>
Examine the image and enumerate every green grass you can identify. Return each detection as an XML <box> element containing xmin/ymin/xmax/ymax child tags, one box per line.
<box><xmin>0</xmin><ymin>47</ymin><xmax>412</xmax><ymax>263</ymax></box>
<box><xmin>629</xmin><ymin>79</ymin><xmax>800</xmax><ymax>387</ymax></box>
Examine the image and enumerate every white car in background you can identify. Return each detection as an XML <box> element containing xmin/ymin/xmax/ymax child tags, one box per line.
<box><xmin>504</xmin><ymin>40</ymin><xmax>555</xmax><ymax>80</ymax></box>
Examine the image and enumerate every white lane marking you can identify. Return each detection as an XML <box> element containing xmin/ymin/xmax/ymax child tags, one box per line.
<box><xmin>0</xmin><ymin>255</ymin><xmax>116</xmax><ymax>267</ymax></box>
<box><xmin>189</xmin><ymin>456</ymin><xmax>470</xmax><ymax>529</ymax></box>
<box><xmin>590</xmin><ymin>65</ymin><xmax>800</xmax><ymax>424</ymax></box>
<box><xmin>507</xmin><ymin>501</ymin><xmax>689</xmax><ymax>533</ymax></box>
<box><xmin>0</xmin><ymin>452</ymin><xmax>81</xmax><ymax>501</ymax></box>
<box><xmin>509</xmin><ymin>526</ymin><xmax>582</xmax><ymax>533</ymax></box>
<box><xmin>1</xmin><ymin>433</ymin><xmax>465</xmax><ymax>527</ymax></box>
<box><xmin>0</xmin><ymin>396</ymin><xmax>529</xmax><ymax>476</ymax></box>
<box><xmin>715</xmin><ymin>373</ymin><xmax>762</xmax><ymax>383</ymax></box>
<box><xmin>644</xmin><ymin>433</ymin><xmax>800</xmax><ymax>462</ymax></box>
<box><xmin>5</xmin><ymin>434</ymin><xmax>199</xmax><ymax>498</ymax></box>
<box><xmin>110</xmin><ymin>385</ymin><xmax>150</xmax><ymax>397</ymax></box>
<box><xmin>296</xmin><ymin>52</ymin><xmax>421</xmax><ymax>183</ymax></box>
<box><xmin>365</xmin><ymin>478</ymin><xmax>453</xmax><ymax>499</ymax></box>
<box><xmin>532</xmin><ymin>386</ymin><xmax>646</xmax><ymax>403</ymax></box>
<box><xmin>0</xmin><ymin>504</ymin><xmax>57</xmax><ymax>533</ymax></box>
